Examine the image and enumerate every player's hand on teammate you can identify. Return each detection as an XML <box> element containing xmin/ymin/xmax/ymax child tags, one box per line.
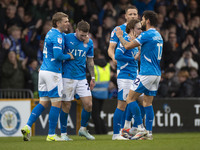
<box><xmin>67</xmin><ymin>53</ymin><xmax>74</xmax><ymax>60</ymax></box>
<box><xmin>90</xmin><ymin>79</ymin><xmax>95</xmax><ymax>90</ymax></box>
<box><xmin>115</xmin><ymin>27</ymin><xmax>123</xmax><ymax>38</ymax></box>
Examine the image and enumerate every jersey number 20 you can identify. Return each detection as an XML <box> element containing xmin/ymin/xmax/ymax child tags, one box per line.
<box><xmin>157</xmin><ymin>43</ymin><xmax>163</xmax><ymax>60</ymax></box>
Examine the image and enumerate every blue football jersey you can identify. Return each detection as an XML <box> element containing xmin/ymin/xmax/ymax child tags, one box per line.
<box><xmin>40</xmin><ymin>28</ymin><xmax>65</xmax><ymax>73</ymax></box>
<box><xmin>110</xmin><ymin>23</ymin><xmax>127</xmax><ymax>48</ymax></box>
<box><xmin>63</xmin><ymin>33</ymin><xmax>94</xmax><ymax>80</ymax></box>
<box><xmin>115</xmin><ymin>35</ymin><xmax>138</xmax><ymax>80</ymax></box>
<box><xmin>135</xmin><ymin>28</ymin><xmax>163</xmax><ymax>76</ymax></box>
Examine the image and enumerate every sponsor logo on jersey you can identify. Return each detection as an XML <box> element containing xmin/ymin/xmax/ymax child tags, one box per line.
<box><xmin>0</xmin><ymin>106</ymin><xmax>21</xmax><ymax>135</ymax></box>
<box><xmin>68</xmin><ymin>49</ymin><xmax>86</xmax><ymax>57</ymax></box>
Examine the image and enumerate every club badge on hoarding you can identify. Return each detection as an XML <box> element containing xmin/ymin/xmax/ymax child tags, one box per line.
<box><xmin>0</xmin><ymin>106</ymin><xmax>21</xmax><ymax>135</ymax></box>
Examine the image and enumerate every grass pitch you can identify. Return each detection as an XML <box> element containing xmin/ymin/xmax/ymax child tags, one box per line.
<box><xmin>0</xmin><ymin>133</ymin><xmax>200</xmax><ymax>150</ymax></box>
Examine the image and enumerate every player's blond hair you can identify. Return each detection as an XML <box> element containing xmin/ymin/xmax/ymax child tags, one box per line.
<box><xmin>52</xmin><ymin>12</ymin><xmax>68</xmax><ymax>28</ymax></box>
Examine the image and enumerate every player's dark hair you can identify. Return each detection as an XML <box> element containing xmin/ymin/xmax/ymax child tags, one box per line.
<box><xmin>125</xmin><ymin>5</ymin><xmax>138</xmax><ymax>13</ymax></box>
<box><xmin>126</xmin><ymin>19</ymin><xmax>140</xmax><ymax>33</ymax></box>
<box><xmin>142</xmin><ymin>11</ymin><xmax>158</xmax><ymax>27</ymax></box>
<box><xmin>52</xmin><ymin>12</ymin><xmax>68</xmax><ymax>28</ymax></box>
<box><xmin>77</xmin><ymin>20</ymin><xmax>90</xmax><ymax>32</ymax></box>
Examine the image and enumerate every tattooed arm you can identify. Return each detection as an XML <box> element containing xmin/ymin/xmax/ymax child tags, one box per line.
<box><xmin>116</xmin><ymin>27</ymin><xmax>140</xmax><ymax>50</ymax></box>
<box><xmin>87</xmin><ymin>57</ymin><xmax>95</xmax><ymax>90</ymax></box>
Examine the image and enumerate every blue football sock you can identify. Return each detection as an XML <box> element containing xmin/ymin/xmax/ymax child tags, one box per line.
<box><xmin>121</xmin><ymin>110</ymin><xmax>125</xmax><ymax>129</ymax></box>
<box><xmin>81</xmin><ymin>108</ymin><xmax>91</xmax><ymax>127</ymax></box>
<box><xmin>125</xmin><ymin>104</ymin><xmax>132</xmax><ymax>121</ymax></box>
<box><xmin>129</xmin><ymin>101</ymin><xmax>143</xmax><ymax>126</ymax></box>
<box><xmin>132</xmin><ymin>119</ymin><xmax>137</xmax><ymax>128</ymax></box>
<box><xmin>113</xmin><ymin>108</ymin><xmax>124</xmax><ymax>134</ymax></box>
<box><xmin>27</xmin><ymin>103</ymin><xmax>45</xmax><ymax>127</ymax></box>
<box><xmin>144</xmin><ymin>105</ymin><xmax>154</xmax><ymax>131</ymax></box>
<box><xmin>140</xmin><ymin>105</ymin><xmax>145</xmax><ymax>119</ymax></box>
<box><xmin>48</xmin><ymin>106</ymin><xmax>60</xmax><ymax>135</ymax></box>
<box><xmin>60</xmin><ymin>109</ymin><xmax>68</xmax><ymax>134</ymax></box>
<box><xmin>132</xmin><ymin>105</ymin><xmax>145</xmax><ymax>127</ymax></box>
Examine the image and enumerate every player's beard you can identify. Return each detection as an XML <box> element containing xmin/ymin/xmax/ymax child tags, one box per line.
<box><xmin>141</xmin><ymin>24</ymin><xmax>146</xmax><ymax>31</ymax></box>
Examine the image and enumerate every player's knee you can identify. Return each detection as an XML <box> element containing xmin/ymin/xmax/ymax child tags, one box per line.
<box><xmin>143</xmin><ymin>95</ymin><xmax>153</xmax><ymax>107</ymax></box>
<box><xmin>143</xmin><ymin>100</ymin><xmax>152</xmax><ymax>107</ymax></box>
<box><xmin>39</xmin><ymin>100</ymin><xmax>49</xmax><ymax>108</ymax></box>
<box><xmin>126</xmin><ymin>94</ymin><xmax>135</xmax><ymax>104</ymax></box>
<box><xmin>126</xmin><ymin>97</ymin><xmax>132</xmax><ymax>104</ymax></box>
<box><xmin>51</xmin><ymin>99</ymin><xmax>62</xmax><ymax>108</ymax></box>
<box><xmin>40</xmin><ymin>97</ymin><xmax>50</xmax><ymax>108</ymax></box>
<box><xmin>61</xmin><ymin>101</ymin><xmax>71</xmax><ymax>113</ymax></box>
<box><xmin>117</xmin><ymin>103</ymin><xmax>126</xmax><ymax>111</ymax></box>
<box><xmin>137</xmin><ymin>94</ymin><xmax>143</xmax><ymax>101</ymax></box>
<box><xmin>84</xmin><ymin>102</ymin><xmax>92</xmax><ymax>112</ymax></box>
<box><xmin>143</xmin><ymin>102</ymin><xmax>152</xmax><ymax>107</ymax></box>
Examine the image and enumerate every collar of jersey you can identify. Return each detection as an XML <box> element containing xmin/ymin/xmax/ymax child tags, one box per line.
<box><xmin>148</xmin><ymin>28</ymin><xmax>156</xmax><ymax>31</ymax></box>
<box><xmin>74</xmin><ymin>33</ymin><xmax>82</xmax><ymax>42</ymax></box>
<box><xmin>52</xmin><ymin>27</ymin><xmax>62</xmax><ymax>33</ymax></box>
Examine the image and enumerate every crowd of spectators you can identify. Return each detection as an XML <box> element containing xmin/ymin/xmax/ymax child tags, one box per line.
<box><xmin>0</xmin><ymin>0</ymin><xmax>200</xmax><ymax>98</ymax></box>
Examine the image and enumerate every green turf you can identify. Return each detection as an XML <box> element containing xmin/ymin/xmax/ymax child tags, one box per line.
<box><xmin>0</xmin><ymin>133</ymin><xmax>200</xmax><ymax>150</ymax></box>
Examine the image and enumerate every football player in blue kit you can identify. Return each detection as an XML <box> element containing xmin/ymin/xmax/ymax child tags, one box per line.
<box><xmin>116</xmin><ymin>10</ymin><xmax>163</xmax><ymax>140</ymax></box>
<box><xmin>108</xmin><ymin>5</ymin><xmax>145</xmax><ymax>140</ymax></box>
<box><xmin>21</xmin><ymin>12</ymin><xmax>74</xmax><ymax>141</ymax></box>
<box><xmin>112</xmin><ymin>19</ymin><xmax>142</xmax><ymax>140</ymax></box>
<box><xmin>60</xmin><ymin>20</ymin><xmax>95</xmax><ymax>140</ymax></box>
<box><xmin>108</xmin><ymin>5</ymin><xmax>138</xmax><ymax>65</ymax></box>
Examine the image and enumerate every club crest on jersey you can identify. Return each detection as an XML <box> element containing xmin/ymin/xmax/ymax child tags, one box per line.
<box><xmin>83</xmin><ymin>43</ymin><xmax>88</xmax><ymax>48</ymax></box>
<box><xmin>57</xmin><ymin>38</ymin><xmax>62</xmax><ymax>44</ymax></box>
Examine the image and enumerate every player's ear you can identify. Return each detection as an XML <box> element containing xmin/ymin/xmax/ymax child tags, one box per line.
<box><xmin>56</xmin><ymin>21</ymin><xmax>61</xmax><ymax>27</ymax></box>
<box><xmin>146</xmin><ymin>19</ymin><xmax>150</xmax><ymax>25</ymax></box>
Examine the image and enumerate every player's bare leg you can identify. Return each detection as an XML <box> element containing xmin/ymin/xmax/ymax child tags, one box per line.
<box><xmin>78</xmin><ymin>96</ymin><xmax>95</xmax><ymax>140</ymax></box>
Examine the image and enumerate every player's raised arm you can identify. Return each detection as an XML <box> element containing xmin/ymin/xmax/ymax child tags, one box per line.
<box><xmin>116</xmin><ymin>27</ymin><xmax>140</xmax><ymax>50</ymax></box>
